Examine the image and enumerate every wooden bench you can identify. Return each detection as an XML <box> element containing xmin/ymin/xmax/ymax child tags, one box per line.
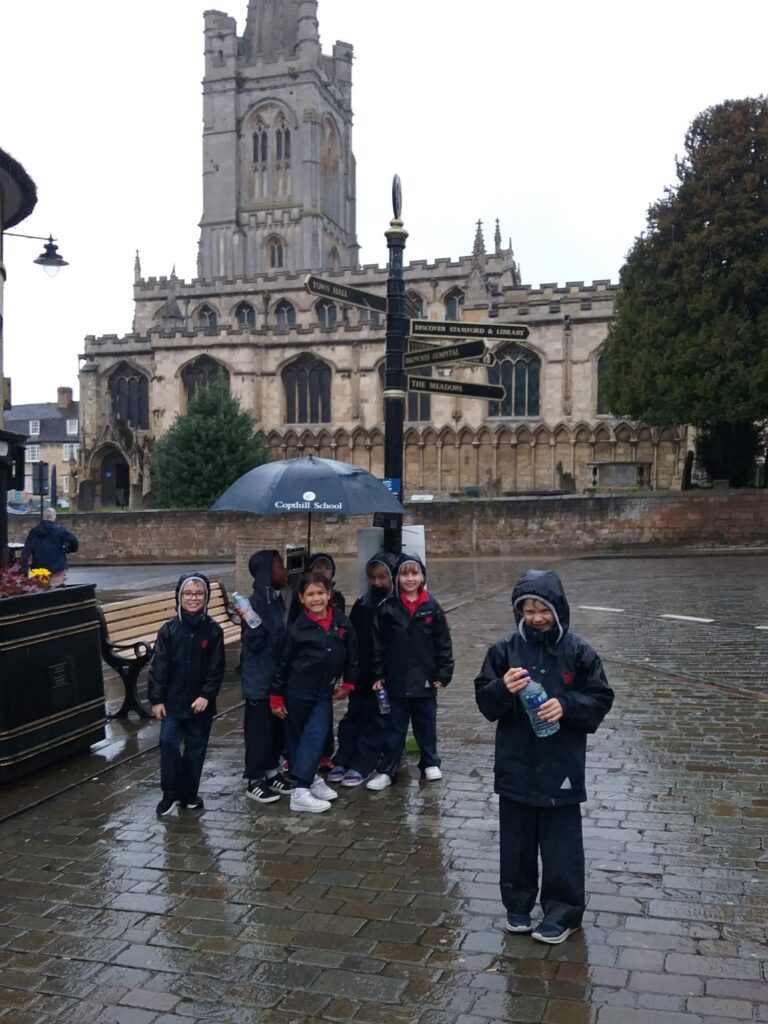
<box><xmin>98</xmin><ymin>581</ymin><xmax>240</xmax><ymax>719</ymax></box>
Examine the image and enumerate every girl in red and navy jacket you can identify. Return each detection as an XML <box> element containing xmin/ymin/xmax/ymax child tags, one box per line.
<box><xmin>368</xmin><ymin>553</ymin><xmax>454</xmax><ymax>790</ymax></box>
<box><xmin>271</xmin><ymin>572</ymin><xmax>358</xmax><ymax>813</ymax></box>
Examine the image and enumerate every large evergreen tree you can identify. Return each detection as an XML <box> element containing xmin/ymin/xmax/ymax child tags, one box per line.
<box><xmin>603</xmin><ymin>97</ymin><xmax>768</xmax><ymax>486</ymax></box>
<box><xmin>151</xmin><ymin>376</ymin><xmax>266</xmax><ymax>507</ymax></box>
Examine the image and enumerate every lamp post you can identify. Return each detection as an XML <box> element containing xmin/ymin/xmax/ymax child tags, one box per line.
<box><xmin>383</xmin><ymin>175</ymin><xmax>408</xmax><ymax>555</ymax></box>
<box><xmin>5</xmin><ymin>232</ymin><xmax>69</xmax><ymax>277</ymax></box>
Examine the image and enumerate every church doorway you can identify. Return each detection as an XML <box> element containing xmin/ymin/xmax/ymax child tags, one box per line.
<box><xmin>101</xmin><ymin>450</ymin><xmax>130</xmax><ymax>507</ymax></box>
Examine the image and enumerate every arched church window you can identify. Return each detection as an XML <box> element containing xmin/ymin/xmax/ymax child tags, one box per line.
<box><xmin>267</xmin><ymin>236</ymin><xmax>284</xmax><ymax>269</ymax></box>
<box><xmin>315</xmin><ymin>300</ymin><xmax>338</xmax><ymax>329</ymax></box>
<box><xmin>282</xmin><ymin>353</ymin><xmax>331</xmax><ymax>424</ymax></box>
<box><xmin>182</xmin><ymin>356</ymin><xmax>230</xmax><ymax>405</ymax></box>
<box><xmin>407</xmin><ymin>291</ymin><xmax>424</xmax><ymax>317</ymax></box>
<box><xmin>235</xmin><ymin>302</ymin><xmax>256</xmax><ymax>328</ymax></box>
<box><xmin>197</xmin><ymin>304</ymin><xmax>218</xmax><ymax>334</ymax></box>
<box><xmin>275</xmin><ymin>116</ymin><xmax>292</xmax><ymax>197</ymax></box>
<box><xmin>321</xmin><ymin>117</ymin><xmax>341</xmax><ymax>221</ymax></box>
<box><xmin>108</xmin><ymin>363</ymin><xmax>149</xmax><ymax>430</ymax></box>
<box><xmin>359</xmin><ymin>307</ymin><xmax>380</xmax><ymax>327</ymax></box>
<box><xmin>407</xmin><ymin>365</ymin><xmax>432</xmax><ymax>422</ymax></box>
<box><xmin>597</xmin><ymin>352</ymin><xmax>609</xmax><ymax>414</ymax></box>
<box><xmin>444</xmin><ymin>287</ymin><xmax>464</xmax><ymax>321</ymax></box>
<box><xmin>274</xmin><ymin>299</ymin><xmax>296</xmax><ymax>330</ymax></box>
<box><xmin>252</xmin><ymin>117</ymin><xmax>268</xmax><ymax>198</ymax></box>
<box><xmin>487</xmin><ymin>343</ymin><xmax>540</xmax><ymax>417</ymax></box>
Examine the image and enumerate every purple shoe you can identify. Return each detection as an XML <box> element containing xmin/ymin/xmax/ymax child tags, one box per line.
<box><xmin>341</xmin><ymin>769</ymin><xmax>364</xmax><ymax>787</ymax></box>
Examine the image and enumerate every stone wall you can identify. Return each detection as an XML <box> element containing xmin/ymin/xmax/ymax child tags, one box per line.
<box><xmin>9</xmin><ymin>492</ymin><xmax>768</xmax><ymax>570</ymax></box>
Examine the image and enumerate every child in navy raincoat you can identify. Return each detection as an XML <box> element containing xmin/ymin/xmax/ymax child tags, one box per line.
<box><xmin>474</xmin><ymin>569</ymin><xmax>613</xmax><ymax>944</ymax></box>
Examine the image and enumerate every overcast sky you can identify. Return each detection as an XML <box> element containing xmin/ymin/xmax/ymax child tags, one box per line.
<box><xmin>2</xmin><ymin>0</ymin><xmax>767</xmax><ymax>405</ymax></box>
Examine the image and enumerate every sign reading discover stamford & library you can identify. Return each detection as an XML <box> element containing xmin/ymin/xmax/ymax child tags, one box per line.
<box><xmin>410</xmin><ymin>318</ymin><xmax>530</xmax><ymax>341</ymax></box>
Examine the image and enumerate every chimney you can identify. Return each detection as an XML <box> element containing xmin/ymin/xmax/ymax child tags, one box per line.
<box><xmin>57</xmin><ymin>386</ymin><xmax>73</xmax><ymax>410</ymax></box>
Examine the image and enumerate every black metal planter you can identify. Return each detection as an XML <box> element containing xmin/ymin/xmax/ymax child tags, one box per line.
<box><xmin>0</xmin><ymin>584</ymin><xmax>106</xmax><ymax>783</ymax></box>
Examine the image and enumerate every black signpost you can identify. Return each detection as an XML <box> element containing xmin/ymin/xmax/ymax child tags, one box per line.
<box><xmin>410</xmin><ymin>318</ymin><xmax>530</xmax><ymax>342</ymax></box>
<box><xmin>404</xmin><ymin>338</ymin><xmax>490</xmax><ymax>369</ymax></box>
<box><xmin>407</xmin><ymin>376</ymin><xmax>506</xmax><ymax>402</ymax></box>
<box><xmin>305</xmin><ymin>274</ymin><xmax>387</xmax><ymax>314</ymax></box>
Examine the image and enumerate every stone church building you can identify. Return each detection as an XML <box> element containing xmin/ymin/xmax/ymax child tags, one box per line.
<box><xmin>78</xmin><ymin>0</ymin><xmax>683</xmax><ymax>508</ymax></box>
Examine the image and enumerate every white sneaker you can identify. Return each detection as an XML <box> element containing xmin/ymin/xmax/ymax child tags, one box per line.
<box><xmin>366</xmin><ymin>773</ymin><xmax>392</xmax><ymax>791</ymax></box>
<box><xmin>310</xmin><ymin>775</ymin><xmax>338</xmax><ymax>801</ymax></box>
<box><xmin>424</xmin><ymin>766</ymin><xmax>443</xmax><ymax>781</ymax></box>
<box><xmin>290</xmin><ymin>788</ymin><xmax>331</xmax><ymax>813</ymax></box>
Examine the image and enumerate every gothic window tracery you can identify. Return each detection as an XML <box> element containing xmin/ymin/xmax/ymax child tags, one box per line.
<box><xmin>282</xmin><ymin>353</ymin><xmax>331</xmax><ymax>424</ymax></box>
<box><xmin>487</xmin><ymin>343</ymin><xmax>540</xmax><ymax>417</ymax></box>
<box><xmin>274</xmin><ymin>299</ymin><xmax>296</xmax><ymax>330</ymax></box>
<box><xmin>108</xmin><ymin>363</ymin><xmax>149</xmax><ymax>430</ymax></box>
<box><xmin>407</xmin><ymin>366</ymin><xmax>432</xmax><ymax>422</ymax></box>
<box><xmin>407</xmin><ymin>291</ymin><xmax>424</xmax><ymax>317</ymax></box>
<box><xmin>321</xmin><ymin>117</ymin><xmax>341</xmax><ymax>222</ymax></box>
<box><xmin>235</xmin><ymin>302</ymin><xmax>256</xmax><ymax>328</ymax></box>
<box><xmin>267</xmin><ymin>236</ymin><xmax>284</xmax><ymax>269</ymax></box>
<box><xmin>315</xmin><ymin>300</ymin><xmax>338</xmax><ymax>328</ymax></box>
<box><xmin>275</xmin><ymin>116</ymin><xmax>292</xmax><ymax>197</ymax></box>
<box><xmin>252</xmin><ymin>117</ymin><xmax>268</xmax><ymax>198</ymax></box>
<box><xmin>182</xmin><ymin>356</ymin><xmax>229</xmax><ymax>404</ymax></box>
<box><xmin>597</xmin><ymin>352</ymin><xmax>609</xmax><ymax>414</ymax></box>
<box><xmin>444</xmin><ymin>287</ymin><xmax>464</xmax><ymax>321</ymax></box>
<box><xmin>197</xmin><ymin>304</ymin><xmax>218</xmax><ymax>334</ymax></box>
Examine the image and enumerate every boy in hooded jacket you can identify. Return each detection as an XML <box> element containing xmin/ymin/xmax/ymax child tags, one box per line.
<box><xmin>328</xmin><ymin>553</ymin><xmax>396</xmax><ymax>787</ymax></box>
<box><xmin>240</xmin><ymin>550</ymin><xmax>292</xmax><ymax>803</ymax></box>
<box><xmin>474</xmin><ymin>569</ymin><xmax>613</xmax><ymax>944</ymax></box>
<box><xmin>148</xmin><ymin>572</ymin><xmax>225</xmax><ymax>816</ymax></box>
<box><xmin>368</xmin><ymin>553</ymin><xmax>454</xmax><ymax>791</ymax></box>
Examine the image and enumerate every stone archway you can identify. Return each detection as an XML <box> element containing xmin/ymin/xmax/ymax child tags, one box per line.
<box><xmin>100</xmin><ymin>448</ymin><xmax>130</xmax><ymax>508</ymax></box>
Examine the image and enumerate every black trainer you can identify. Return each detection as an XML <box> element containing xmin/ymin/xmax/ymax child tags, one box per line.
<box><xmin>156</xmin><ymin>796</ymin><xmax>179</xmax><ymax>816</ymax></box>
<box><xmin>247</xmin><ymin>780</ymin><xmax>280</xmax><ymax>804</ymax></box>
<box><xmin>268</xmin><ymin>772</ymin><xmax>296</xmax><ymax>794</ymax></box>
<box><xmin>183</xmin><ymin>797</ymin><xmax>205</xmax><ymax>810</ymax></box>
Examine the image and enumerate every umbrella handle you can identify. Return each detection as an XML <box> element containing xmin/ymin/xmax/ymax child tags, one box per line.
<box><xmin>307</xmin><ymin>510</ymin><xmax>312</xmax><ymax>561</ymax></box>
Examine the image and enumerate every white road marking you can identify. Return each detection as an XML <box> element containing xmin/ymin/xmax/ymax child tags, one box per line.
<box><xmin>578</xmin><ymin>605</ymin><xmax>624</xmax><ymax>613</ymax></box>
<box><xmin>660</xmin><ymin>614</ymin><xmax>714</xmax><ymax>624</ymax></box>
<box><xmin>756</xmin><ymin>626</ymin><xmax>768</xmax><ymax>631</ymax></box>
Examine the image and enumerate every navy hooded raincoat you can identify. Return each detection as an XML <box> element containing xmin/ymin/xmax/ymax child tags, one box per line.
<box><xmin>240</xmin><ymin>550</ymin><xmax>287</xmax><ymax>700</ymax></box>
<box><xmin>474</xmin><ymin>569</ymin><xmax>613</xmax><ymax>807</ymax></box>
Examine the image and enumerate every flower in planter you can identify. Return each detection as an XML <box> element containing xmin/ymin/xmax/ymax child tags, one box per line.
<box><xmin>0</xmin><ymin>566</ymin><xmax>53</xmax><ymax>599</ymax></box>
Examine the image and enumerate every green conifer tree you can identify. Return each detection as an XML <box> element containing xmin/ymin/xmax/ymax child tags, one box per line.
<box><xmin>151</xmin><ymin>375</ymin><xmax>266</xmax><ymax>507</ymax></box>
<box><xmin>603</xmin><ymin>97</ymin><xmax>768</xmax><ymax>486</ymax></box>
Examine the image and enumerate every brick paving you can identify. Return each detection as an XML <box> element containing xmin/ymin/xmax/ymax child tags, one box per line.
<box><xmin>0</xmin><ymin>554</ymin><xmax>766</xmax><ymax>1022</ymax></box>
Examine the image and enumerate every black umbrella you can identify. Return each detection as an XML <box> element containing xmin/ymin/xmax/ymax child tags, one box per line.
<box><xmin>211</xmin><ymin>456</ymin><xmax>403</xmax><ymax>552</ymax></box>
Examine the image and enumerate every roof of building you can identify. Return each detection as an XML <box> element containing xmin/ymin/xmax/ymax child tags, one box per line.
<box><xmin>5</xmin><ymin>401</ymin><xmax>80</xmax><ymax>443</ymax></box>
<box><xmin>0</xmin><ymin>147</ymin><xmax>38</xmax><ymax>229</ymax></box>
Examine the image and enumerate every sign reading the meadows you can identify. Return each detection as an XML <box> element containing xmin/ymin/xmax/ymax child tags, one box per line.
<box><xmin>274</xmin><ymin>490</ymin><xmax>343</xmax><ymax>512</ymax></box>
<box><xmin>407</xmin><ymin>376</ymin><xmax>506</xmax><ymax>402</ymax></box>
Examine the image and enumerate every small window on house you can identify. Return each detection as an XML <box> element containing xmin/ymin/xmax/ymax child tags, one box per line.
<box><xmin>29</xmin><ymin>419</ymin><xmax>40</xmax><ymax>436</ymax></box>
<box><xmin>24</xmin><ymin>474</ymin><xmax>33</xmax><ymax>492</ymax></box>
<box><xmin>274</xmin><ymin>299</ymin><xmax>296</xmax><ymax>330</ymax></box>
<box><xmin>26</xmin><ymin>445</ymin><xmax>40</xmax><ymax>462</ymax></box>
<box><xmin>66</xmin><ymin>418</ymin><xmax>78</xmax><ymax>435</ymax></box>
<box><xmin>60</xmin><ymin>475</ymin><xmax>70</xmax><ymax>492</ymax></box>
<box><xmin>62</xmin><ymin>443</ymin><xmax>79</xmax><ymax>461</ymax></box>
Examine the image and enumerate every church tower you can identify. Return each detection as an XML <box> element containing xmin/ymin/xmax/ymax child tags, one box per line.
<box><xmin>198</xmin><ymin>1</ymin><xmax>359</xmax><ymax>280</ymax></box>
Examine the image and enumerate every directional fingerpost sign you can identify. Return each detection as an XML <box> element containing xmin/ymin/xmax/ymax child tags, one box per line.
<box><xmin>407</xmin><ymin>376</ymin><xmax>506</xmax><ymax>401</ymax></box>
<box><xmin>404</xmin><ymin>338</ymin><xmax>490</xmax><ymax>369</ymax></box>
<box><xmin>305</xmin><ymin>274</ymin><xmax>387</xmax><ymax>314</ymax></box>
<box><xmin>410</xmin><ymin>318</ymin><xmax>529</xmax><ymax>342</ymax></box>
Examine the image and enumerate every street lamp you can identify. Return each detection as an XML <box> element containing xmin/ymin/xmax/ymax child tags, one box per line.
<box><xmin>5</xmin><ymin>231</ymin><xmax>69</xmax><ymax>277</ymax></box>
<box><xmin>383</xmin><ymin>175</ymin><xmax>408</xmax><ymax>554</ymax></box>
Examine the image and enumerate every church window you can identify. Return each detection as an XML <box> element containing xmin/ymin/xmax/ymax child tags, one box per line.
<box><xmin>407</xmin><ymin>366</ymin><xmax>432</xmax><ymax>422</ymax></box>
<box><xmin>197</xmin><ymin>304</ymin><xmax>218</xmax><ymax>334</ymax></box>
<box><xmin>275</xmin><ymin>116</ymin><xmax>292</xmax><ymax>196</ymax></box>
<box><xmin>182</xmin><ymin>356</ymin><xmax>229</xmax><ymax>405</ymax></box>
<box><xmin>252</xmin><ymin>118</ymin><xmax>268</xmax><ymax>198</ymax></box>
<box><xmin>267</xmin><ymin>236</ymin><xmax>284</xmax><ymax>269</ymax></box>
<box><xmin>235</xmin><ymin>302</ymin><xmax>256</xmax><ymax>328</ymax></box>
<box><xmin>321</xmin><ymin>117</ymin><xmax>341</xmax><ymax>221</ymax></box>
<box><xmin>108</xmin><ymin>363</ymin><xmax>150</xmax><ymax>430</ymax></box>
<box><xmin>282</xmin><ymin>353</ymin><xmax>331</xmax><ymax>424</ymax></box>
<box><xmin>315</xmin><ymin>300</ymin><xmax>338</xmax><ymax>329</ymax></box>
<box><xmin>444</xmin><ymin>287</ymin><xmax>464</xmax><ymax>321</ymax></box>
<box><xmin>274</xmin><ymin>299</ymin><xmax>296</xmax><ymax>330</ymax></box>
<box><xmin>597</xmin><ymin>352</ymin><xmax>609</xmax><ymax>414</ymax></box>
<box><xmin>488</xmin><ymin>343</ymin><xmax>540</xmax><ymax>417</ymax></box>
<box><xmin>407</xmin><ymin>291</ymin><xmax>424</xmax><ymax>317</ymax></box>
<box><xmin>359</xmin><ymin>308</ymin><xmax>380</xmax><ymax>327</ymax></box>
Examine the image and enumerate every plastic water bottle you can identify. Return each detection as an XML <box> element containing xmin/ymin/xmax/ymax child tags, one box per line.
<box><xmin>232</xmin><ymin>592</ymin><xmax>262</xmax><ymax>629</ymax></box>
<box><xmin>376</xmin><ymin>686</ymin><xmax>391</xmax><ymax>715</ymax></box>
<box><xmin>519</xmin><ymin>678</ymin><xmax>559</xmax><ymax>738</ymax></box>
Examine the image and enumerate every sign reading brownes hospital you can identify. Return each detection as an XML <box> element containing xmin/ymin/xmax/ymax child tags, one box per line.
<box><xmin>409</xmin><ymin>318</ymin><xmax>530</xmax><ymax>341</ymax></box>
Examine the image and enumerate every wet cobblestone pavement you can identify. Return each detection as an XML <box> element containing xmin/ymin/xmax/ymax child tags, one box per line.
<box><xmin>0</xmin><ymin>554</ymin><xmax>766</xmax><ymax>1023</ymax></box>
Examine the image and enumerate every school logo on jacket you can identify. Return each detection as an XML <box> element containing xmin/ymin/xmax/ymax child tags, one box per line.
<box><xmin>562</xmin><ymin>670</ymin><xmax>574</xmax><ymax>686</ymax></box>
<box><xmin>201</xmin><ymin>639</ymin><xmax>209</xmax><ymax>650</ymax></box>
<box><xmin>337</xmin><ymin>627</ymin><xmax>347</xmax><ymax>638</ymax></box>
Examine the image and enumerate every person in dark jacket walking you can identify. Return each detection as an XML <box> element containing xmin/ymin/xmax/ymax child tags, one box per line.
<box><xmin>271</xmin><ymin>572</ymin><xmax>358</xmax><ymax>813</ymax></box>
<box><xmin>21</xmin><ymin>507</ymin><xmax>79</xmax><ymax>586</ymax></box>
<box><xmin>474</xmin><ymin>569</ymin><xmax>614</xmax><ymax>945</ymax></box>
<box><xmin>367</xmin><ymin>553</ymin><xmax>454</xmax><ymax>791</ymax></box>
<box><xmin>148</xmin><ymin>572</ymin><xmax>225</xmax><ymax>816</ymax></box>
<box><xmin>240</xmin><ymin>550</ymin><xmax>292</xmax><ymax>804</ymax></box>
<box><xmin>328</xmin><ymin>553</ymin><xmax>396</xmax><ymax>787</ymax></box>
